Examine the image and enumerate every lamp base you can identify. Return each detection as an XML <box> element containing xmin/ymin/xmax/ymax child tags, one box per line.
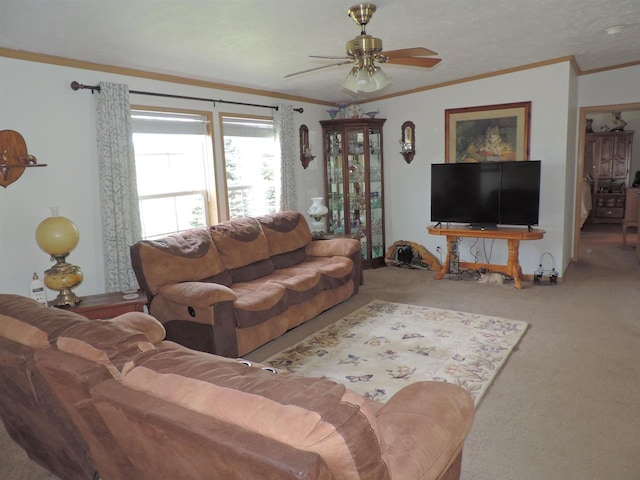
<box><xmin>43</xmin><ymin>261</ymin><xmax>83</xmax><ymax>307</ymax></box>
<box><xmin>50</xmin><ymin>288</ymin><xmax>82</xmax><ymax>307</ymax></box>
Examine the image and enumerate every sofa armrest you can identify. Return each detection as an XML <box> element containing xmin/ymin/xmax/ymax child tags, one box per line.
<box><xmin>375</xmin><ymin>382</ymin><xmax>474</xmax><ymax>480</ymax></box>
<box><xmin>156</xmin><ymin>282</ymin><xmax>237</xmax><ymax>308</ymax></box>
<box><xmin>306</xmin><ymin>238</ymin><xmax>361</xmax><ymax>258</ymax></box>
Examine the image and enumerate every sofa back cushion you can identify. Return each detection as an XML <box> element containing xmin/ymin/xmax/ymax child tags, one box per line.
<box><xmin>257</xmin><ymin>210</ymin><xmax>312</xmax><ymax>268</ymax></box>
<box><xmin>120</xmin><ymin>350</ymin><xmax>390</xmax><ymax>480</ymax></box>
<box><xmin>209</xmin><ymin>217</ymin><xmax>274</xmax><ymax>282</ymax></box>
<box><xmin>0</xmin><ymin>314</ymin><xmax>49</xmax><ymax>349</ymax></box>
<box><xmin>0</xmin><ymin>294</ymin><xmax>86</xmax><ymax>340</ymax></box>
<box><xmin>130</xmin><ymin>228</ymin><xmax>231</xmax><ymax>296</ymax></box>
<box><xmin>56</xmin><ymin>320</ymin><xmax>158</xmax><ymax>375</ymax></box>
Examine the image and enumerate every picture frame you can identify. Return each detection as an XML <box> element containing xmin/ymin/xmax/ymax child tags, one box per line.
<box><xmin>445</xmin><ymin>101</ymin><xmax>531</xmax><ymax>163</ymax></box>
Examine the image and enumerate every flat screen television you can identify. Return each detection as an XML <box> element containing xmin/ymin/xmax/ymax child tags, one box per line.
<box><xmin>431</xmin><ymin>160</ymin><xmax>541</xmax><ymax>228</ymax></box>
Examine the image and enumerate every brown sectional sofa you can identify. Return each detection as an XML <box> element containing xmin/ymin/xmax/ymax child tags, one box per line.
<box><xmin>130</xmin><ymin>210</ymin><xmax>362</xmax><ymax>357</ymax></box>
<box><xmin>0</xmin><ymin>294</ymin><xmax>475</xmax><ymax>480</ymax></box>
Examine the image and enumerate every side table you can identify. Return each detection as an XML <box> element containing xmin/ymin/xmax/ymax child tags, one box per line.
<box><xmin>50</xmin><ymin>290</ymin><xmax>148</xmax><ymax>319</ymax></box>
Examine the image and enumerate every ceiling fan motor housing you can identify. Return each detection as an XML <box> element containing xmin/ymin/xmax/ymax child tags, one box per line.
<box><xmin>346</xmin><ymin>35</ymin><xmax>383</xmax><ymax>57</ymax></box>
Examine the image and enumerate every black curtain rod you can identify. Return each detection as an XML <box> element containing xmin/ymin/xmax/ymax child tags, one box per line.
<box><xmin>70</xmin><ymin>81</ymin><xmax>304</xmax><ymax>113</ymax></box>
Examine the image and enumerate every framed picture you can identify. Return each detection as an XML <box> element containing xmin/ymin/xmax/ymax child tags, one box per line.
<box><xmin>445</xmin><ymin>101</ymin><xmax>531</xmax><ymax>163</ymax></box>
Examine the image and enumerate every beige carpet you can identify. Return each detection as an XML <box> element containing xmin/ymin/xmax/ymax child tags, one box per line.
<box><xmin>266</xmin><ymin>300</ymin><xmax>527</xmax><ymax>405</ymax></box>
<box><xmin>2</xmin><ymin>223</ymin><xmax>639</xmax><ymax>479</ymax></box>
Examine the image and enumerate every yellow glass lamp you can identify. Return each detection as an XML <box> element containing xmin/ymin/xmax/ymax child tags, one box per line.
<box><xmin>35</xmin><ymin>208</ymin><xmax>83</xmax><ymax>306</ymax></box>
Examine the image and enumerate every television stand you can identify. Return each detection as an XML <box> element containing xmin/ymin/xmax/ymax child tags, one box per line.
<box><xmin>427</xmin><ymin>225</ymin><xmax>545</xmax><ymax>289</ymax></box>
<box><xmin>467</xmin><ymin>223</ymin><xmax>498</xmax><ymax>231</ymax></box>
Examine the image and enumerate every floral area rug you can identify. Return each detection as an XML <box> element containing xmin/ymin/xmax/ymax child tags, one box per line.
<box><xmin>266</xmin><ymin>300</ymin><xmax>528</xmax><ymax>406</ymax></box>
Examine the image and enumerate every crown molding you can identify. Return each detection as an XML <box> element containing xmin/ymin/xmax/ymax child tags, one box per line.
<box><xmin>0</xmin><ymin>48</ymin><xmax>332</xmax><ymax>107</ymax></box>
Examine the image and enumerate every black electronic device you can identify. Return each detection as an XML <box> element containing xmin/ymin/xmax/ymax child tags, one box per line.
<box><xmin>430</xmin><ymin>160</ymin><xmax>541</xmax><ymax>228</ymax></box>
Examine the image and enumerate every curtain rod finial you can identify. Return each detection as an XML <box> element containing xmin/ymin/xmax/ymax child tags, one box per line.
<box><xmin>70</xmin><ymin>81</ymin><xmax>101</xmax><ymax>93</ymax></box>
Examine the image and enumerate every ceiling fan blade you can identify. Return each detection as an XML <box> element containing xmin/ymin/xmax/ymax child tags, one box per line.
<box><xmin>385</xmin><ymin>56</ymin><xmax>442</xmax><ymax>68</ymax></box>
<box><xmin>309</xmin><ymin>55</ymin><xmax>352</xmax><ymax>60</ymax></box>
<box><xmin>382</xmin><ymin>47</ymin><xmax>438</xmax><ymax>58</ymax></box>
<box><xmin>284</xmin><ymin>60</ymin><xmax>353</xmax><ymax>78</ymax></box>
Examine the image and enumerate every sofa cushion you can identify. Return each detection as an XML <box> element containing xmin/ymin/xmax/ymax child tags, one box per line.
<box><xmin>228</xmin><ymin>258</ymin><xmax>275</xmax><ymax>284</ymax></box>
<box><xmin>256</xmin><ymin>210</ymin><xmax>312</xmax><ymax>259</ymax></box>
<box><xmin>306</xmin><ymin>238</ymin><xmax>361</xmax><ymax>258</ymax></box>
<box><xmin>209</xmin><ymin>217</ymin><xmax>270</xmax><ymax>274</ymax></box>
<box><xmin>231</xmin><ymin>281</ymin><xmax>288</xmax><ymax>328</ymax></box>
<box><xmin>270</xmin><ymin>246</ymin><xmax>308</xmax><ymax>269</ymax></box>
<box><xmin>300</xmin><ymin>256</ymin><xmax>355</xmax><ymax>289</ymax></box>
<box><xmin>120</xmin><ymin>353</ymin><xmax>390</xmax><ymax>480</ymax></box>
<box><xmin>130</xmin><ymin>229</ymin><xmax>231</xmax><ymax>296</ymax></box>
<box><xmin>265</xmin><ymin>267</ymin><xmax>324</xmax><ymax>307</ymax></box>
<box><xmin>266</xmin><ymin>266</ymin><xmax>322</xmax><ymax>293</ymax></box>
<box><xmin>56</xmin><ymin>337</ymin><xmax>123</xmax><ymax>378</ymax></box>
<box><xmin>0</xmin><ymin>314</ymin><xmax>49</xmax><ymax>349</ymax></box>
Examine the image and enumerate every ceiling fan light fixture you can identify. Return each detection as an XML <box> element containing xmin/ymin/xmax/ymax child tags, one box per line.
<box><xmin>354</xmin><ymin>67</ymin><xmax>373</xmax><ymax>87</ymax></box>
<box><xmin>343</xmin><ymin>62</ymin><xmax>390</xmax><ymax>93</ymax></box>
<box><xmin>342</xmin><ymin>68</ymin><xmax>360</xmax><ymax>92</ymax></box>
<box><xmin>371</xmin><ymin>66</ymin><xmax>391</xmax><ymax>90</ymax></box>
<box><xmin>342</xmin><ymin>68</ymin><xmax>375</xmax><ymax>92</ymax></box>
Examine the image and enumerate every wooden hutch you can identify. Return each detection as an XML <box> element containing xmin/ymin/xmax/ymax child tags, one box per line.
<box><xmin>583</xmin><ymin>130</ymin><xmax>634</xmax><ymax>223</ymax></box>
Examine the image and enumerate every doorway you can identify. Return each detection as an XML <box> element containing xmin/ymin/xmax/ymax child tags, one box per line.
<box><xmin>574</xmin><ymin>103</ymin><xmax>640</xmax><ymax>260</ymax></box>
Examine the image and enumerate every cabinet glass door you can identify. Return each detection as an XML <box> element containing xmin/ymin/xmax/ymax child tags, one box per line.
<box><xmin>346</xmin><ymin>128</ymin><xmax>367</xmax><ymax>257</ymax></box>
<box><xmin>326</xmin><ymin>130</ymin><xmax>344</xmax><ymax>234</ymax></box>
<box><xmin>347</xmin><ymin>128</ymin><xmax>367</xmax><ymax>235</ymax></box>
<box><xmin>368</xmin><ymin>127</ymin><xmax>384</xmax><ymax>260</ymax></box>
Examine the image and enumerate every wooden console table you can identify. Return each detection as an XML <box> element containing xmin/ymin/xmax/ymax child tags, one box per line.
<box><xmin>427</xmin><ymin>225</ymin><xmax>545</xmax><ymax>289</ymax></box>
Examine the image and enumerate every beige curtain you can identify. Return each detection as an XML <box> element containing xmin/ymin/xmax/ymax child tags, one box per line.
<box><xmin>274</xmin><ymin>104</ymin><xmax>297</xmax><ymax>210</ymax></box>
<box><xmin>95</xmin><ymin>82</ymin><xmax>142</xmax><ymax>292</ymax></box>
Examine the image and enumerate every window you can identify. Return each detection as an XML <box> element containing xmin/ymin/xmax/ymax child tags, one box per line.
<box><xmin>131</xmin><ymin>109</ymin><xmax>216</xmax><ymax>239</ymax></box>
<box><xmin>221</xmin><ymin>115</ymin><xmax>279</xmax><ymax>219</ymax></box>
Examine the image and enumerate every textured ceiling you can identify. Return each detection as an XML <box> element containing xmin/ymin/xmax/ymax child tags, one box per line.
<box><xmin>1</xmin><ymin>0</ymin><xmax>639</xmax><ymax>104</ymax></box>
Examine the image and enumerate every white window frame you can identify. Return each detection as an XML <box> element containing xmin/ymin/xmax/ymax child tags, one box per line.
<box><xmin>219</xmin><ymin>113</ymin><xmax>279</xmax><ymax>220</ymax></box>
<box><xmin>131</xmin><ymin>106</ymin><xmax>218</xmax><ymax>239</ymax></box>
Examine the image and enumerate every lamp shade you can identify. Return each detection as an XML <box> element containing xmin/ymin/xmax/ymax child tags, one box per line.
<box><xmin>36</xmin><ymin>215</ymin><xmax>80</xmax><ymax>256</ymax></box>
<box><xmin>371</xmin><ymin>68</ymin><xmax>391</xmax><ymax>90</ymax></box>
<box><xmin>342</xmin><ymin>69</ymin><xmax>359</xmax><ymax>92</ymax></box>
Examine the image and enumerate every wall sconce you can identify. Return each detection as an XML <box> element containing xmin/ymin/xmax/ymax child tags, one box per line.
<box><xmin>0</xmin><ymin>130</ymin><xmax>47</xmax><ymax>188</ymax></box>
<box><xmin>299</xmin><ymin>124</ymin><xmax>316</xmax><ymax>169</ymax></box>
<box><xmin>400</xmin><ymin>121</ymin><xmax>415</xmax><ymax>164</ymax></box>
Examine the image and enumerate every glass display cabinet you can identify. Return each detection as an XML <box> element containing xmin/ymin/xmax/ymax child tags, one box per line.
<box><xmin>320</xmin><ymin>118</ymin><xmax>386</xmax><ymax>267</ymax></box>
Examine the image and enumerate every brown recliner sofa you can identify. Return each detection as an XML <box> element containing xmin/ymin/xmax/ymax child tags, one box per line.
<box><xmin>0</xmin><ymin>294</ymin><xmax>475</xmax><ymax>480</ymax></box>
<box><xmin>130</xmin><ymin>210</ymin><xmax>362</xmax><ymax>357</ymax></box>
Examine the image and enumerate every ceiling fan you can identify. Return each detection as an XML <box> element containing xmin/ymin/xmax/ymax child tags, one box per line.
<box><xmin>285</xmin><ymin>3</ymin><xmax>441</xmax><ymax>93</ymax></box>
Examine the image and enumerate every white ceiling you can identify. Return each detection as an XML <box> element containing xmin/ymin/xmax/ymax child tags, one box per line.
<box><xmin>1</xmin><ymin>0</ymin><xmax>639</xmax><ymax>104</ymax></box>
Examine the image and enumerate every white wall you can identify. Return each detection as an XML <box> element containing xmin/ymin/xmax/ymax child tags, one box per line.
<box><xmin>578</xmin><ymin>65</ymin><xmax>640</xmax><ymax>108</ymax></box>
<box><xmin>369</xmin><ymin>61</ymin><xmax>575</xmax><ymax>276</ymax></box>
<box><xmin>2</xmin><ymin>56</ymin><xmax>639</xmax><ymax>297</ymax></box>
<box><xmin>577</xmin><ymin>65</ymin><xmax>640</xmax><ymax>179</ymax></box>
<box><xmin>0</xmin><ymin>57</ymin><xmax>325</xmax><ymax>297</ymax></box>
